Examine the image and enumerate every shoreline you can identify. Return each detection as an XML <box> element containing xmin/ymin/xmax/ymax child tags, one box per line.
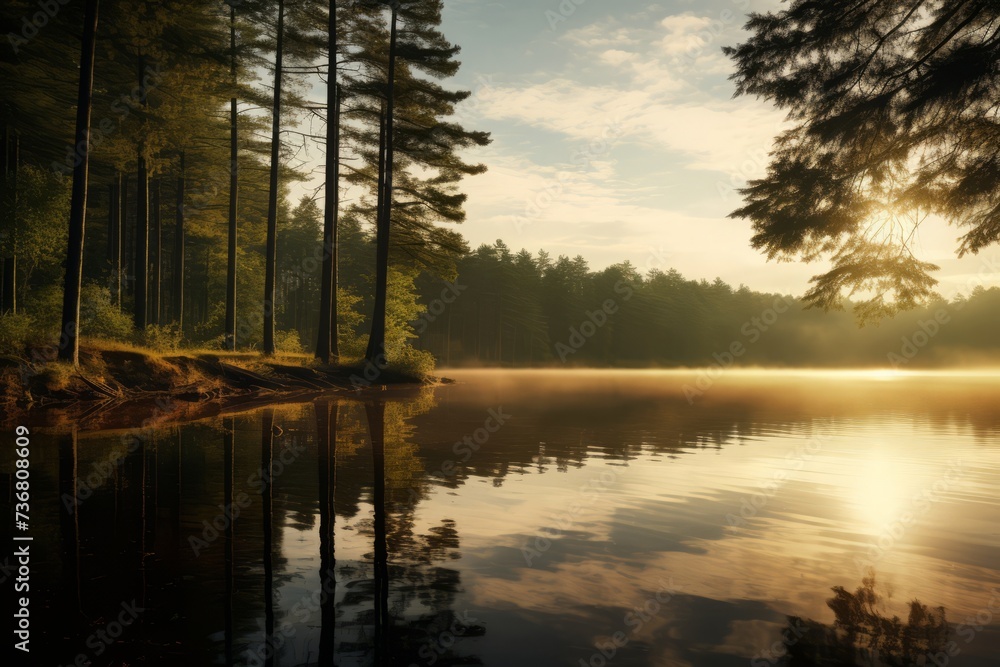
<box><xmin>1</xmin><ymin>342</ymin><xmax>436</xmax><ymax>430</ymax></box>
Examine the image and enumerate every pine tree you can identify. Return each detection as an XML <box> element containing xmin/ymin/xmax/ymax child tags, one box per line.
<box><xmin>726</xmin><ymin>1</ymin><xmax>1000</xmax><ymax>322</ymax></box>
<box><xmin>57</xmin><ymin>0</ymin><xmax>100</xmax><ymax>365</ymax></box>
<box><xmin>346</xmin><ymin>0</ymin><xmax>490</xmax><ymax>364</ymax></box>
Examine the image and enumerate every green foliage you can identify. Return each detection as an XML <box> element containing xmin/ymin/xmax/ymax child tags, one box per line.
<box><xmin>0</xmin><ymin>165</ymin><xmax>71</xmax><ymax>290</ymax></box>
<box><xmin>0</xmin><ymin>283</ymin><xmax>130</xmax><ymax>354</ymax></box>
<box><xmin>2</xmin><ymin>0</ymin><xmax>488</xmax><ymax>369</ymax></box>
<box><xmin>802</xmin><ymin>235</ymin><xmax>941</xmax><ymax>323</ymax></box>
<box><xmin>0</xmin><ymin>314</ymin><xmax>35</xmax><ymax>355</ymax></box>
<box><xmin>384</xmin><ymin>266</ymin><xmax>426</xmax><ymax>356</ymax></box>
<box><xmin>725</xmin><ymin>1</ymin><xmax>1000</xmax><ymax>323</ymax></box>
<box><xmin>343</xmin><ymin>0</ymin><xmax>489</xmax><ymax>276</ymax></box>
<box><xmin>8</xmin><ymin>283</ymin><xmax>133</xmax><ymax>351</ymax></box>
<box><xmin>274</xmin><ymin>329</ymin><xmax>304</xmax><ymax>354</ymax></box>
<box><xmin>23</xmin><ymin>284</ymin><xmax>63</xmax><ymax>341</ymax></box>
<box><xmin>139</xmin><ymin>323</ymin><xmax>184</xmax><ymax>351</ymax></box>
<box><xmin>388</xmin><ymin>344</ymin><xmax>435</xmax><ymax>378</ymax></box>
<box><xmin>80</xmin><ymin>284</ymin><xmax>134</xmax><ymax>342</ymax></box>
<box><xmin>336</xmin><ymin>287</ymin><xmax>367</xmax><ymax>359</ymax></box>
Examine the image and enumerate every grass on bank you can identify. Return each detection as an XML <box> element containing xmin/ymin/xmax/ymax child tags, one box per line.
<box><xmin>0</xmin><ymin>316</ymin><xmax>435</xmax><ymax>410</ymax></box>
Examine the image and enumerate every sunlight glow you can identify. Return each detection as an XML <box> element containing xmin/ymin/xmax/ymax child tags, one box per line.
<box><xmin>864</xmin><ymin>369</ymin><xmax>906</xmax><ymax>381</ymax></box>
<box><xmin>848</xmin><ymin>452</ymin><xmax>913</xmax><ymax>533</ymax></box>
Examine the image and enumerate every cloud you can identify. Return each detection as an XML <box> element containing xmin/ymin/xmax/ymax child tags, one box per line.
<box><xmin>446</xmin><ymin>6</ymin><xmax>806</xmax><ymax>288</ymax></box>
<box><xmin>658</xmin><ymin>14</ymin><xmax>716</xmax><ymax>57</ymax></box>
<box><xmin>453</xmin><ymin>148</ymin><xmax>822</xmax><ymax>294</ymax></box>
<box><xmin>469</xmin><ymin>5</ymin><xmax>788</xmax><ymax>175</ymax></box>
<box><xmin>563</xmin><ymin>17</ymin><xmax>642</xmax><ymax>49</ymax></box>
<box><xmin>600</xmin><ymin>49</ymin><xmax>638</xmax><ymax>67</ymax></box>
<box><xmin>474</xmin><ymin>77</ymin><xmax>783</xmax><ymax>175</ymax></box>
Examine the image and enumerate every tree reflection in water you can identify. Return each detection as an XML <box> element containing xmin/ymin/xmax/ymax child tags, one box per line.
<box><xmin>360</xmin><ymin>395</ymin><xmax>485</xmax><ymax>666</ymax></box>
<box><xmin>778</xmin><ymin>574</ymin><xmax>950</xmax><ymax>666</ymax></box>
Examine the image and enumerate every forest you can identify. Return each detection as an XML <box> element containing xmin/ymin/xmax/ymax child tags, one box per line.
<box><xmin>411</xmin><ymin>241</ymin><xmax>1000</xmax><ymax>368</ymax></box>
<box><xmin>1</xmin><ymin>0</ymin><xmax>487</xmax><ymax>377</ymax></box>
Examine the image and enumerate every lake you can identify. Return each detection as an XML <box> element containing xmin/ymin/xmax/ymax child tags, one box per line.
<box><xmin>11</xmin><ymin>369</ymin><xmax>1000</xmax><ymax>666</ymax></box>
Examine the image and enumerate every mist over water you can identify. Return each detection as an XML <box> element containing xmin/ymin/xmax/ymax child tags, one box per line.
<box><xmin>16</xmin><ymin>369</ymin><xmax>1000</xmax><ymax>666</ymax></box>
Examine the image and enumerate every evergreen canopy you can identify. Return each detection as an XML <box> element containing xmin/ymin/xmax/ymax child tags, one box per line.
<box><xmin>725</xmin><ymin>0</ymin><xmax>1000</xmax><ymax>321</ymax></box>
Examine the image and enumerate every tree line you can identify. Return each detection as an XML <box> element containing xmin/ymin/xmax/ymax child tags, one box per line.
<box><xmin>411</xmin><ymin>241</ymin><xmax>1000</xmax><ymax>368</ymax></box>
<box><xmin>0</xmin><ymin>0</ymin><xmax>488</xmax><ymax>371</ymax></box>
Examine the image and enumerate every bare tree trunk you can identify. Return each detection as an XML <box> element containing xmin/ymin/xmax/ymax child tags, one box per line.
<box><xmin>0</xmin><ymin>126</ymin><xmax>8</xmax><ymax>315</ymax></box>
<box><xmin>173</xmin><ymin>153</ymin><xmax>185</xmax><ymax>328</ymax></box>
<box><xmin>263</xmin><ymin>0</ymin><xmax>285</xmax><ymax>356</ymax></box>
<box><xmin>151</xmin><ymin>179</ymin><xmax>161</xmax><ymax>325</ymax></box>
<box><xmin>134</xmin><ymin>149</ymin><xmax>148</xmax><ymax>330</ymax></box>
<box><xmin>122</xmin><ymin>173</ymin><xmax>130</xmax><ymax>296</ymax></box>
<box><xmin>365</xmin><ymin>8</ymin><xmax>397</xmax><ymax>365</ymax></box>
<box><xmin>57</xmin><ymin>0</ymin><xmax>99</xmax><ymax>365</ymax></box>
<box><xmin>225</xmin><ymin>4</ymin><xmax>238</xmax><ymax>351</ymax></box>
<box><xmin>317</xmin><ymin>0</ymin><xmax>340</xmax><ymax>363</ymax></box>
<box><xmin>108</xmin><ymin>172</ymin><xmax>122</xmax><ymax>307</ymax></box>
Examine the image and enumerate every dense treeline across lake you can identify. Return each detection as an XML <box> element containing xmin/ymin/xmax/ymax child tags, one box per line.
<box><xmin>411</xmin><ymin>241</ymin><xmax>1000</xmax><ymax>369</ymax></box>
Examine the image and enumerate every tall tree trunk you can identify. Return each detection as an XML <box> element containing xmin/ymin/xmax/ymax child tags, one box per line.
<box><xmin>57</xmin><ymin>0</ymin><xmax>99</xmax><ymax>365</ymax></box>
<box><xmin>202</xmin><ymin>243</ymin><xmax>210</xmax><ymax>328</ymax></box>
<box><xmin>317</xmin><ymin>1</ymin><xmax>340</xmax><ymax>363</ymax></box>
<box><xmin>263</xmin><ymin>0</ymin><xmax>285</xmax><ymax>356</ymax></box>
<box><xmin>151</xmin><ymin>179</ymin><xmax>161</xmax><ymax>325</ymax></box>
<box><xmin>122</xmin><ymin>173</ymin><xmax>130</xmax><ymax>296</ymax></box>
<box><xmin>0</xmin><ymin>126</ymin><xmax>8</xmax><ymax>315</ymax></box>
<box><xmin>134</xmin><ymin>148</ymin><xmax>148</xmax><ymax>330</ymax></box>
<box><xmin>106</xmin><ymin>182</ymin><xmax>114</xmax><ymax>276</ymax></box>
<box><xmin>2</xmin><ymin>132</ymin><xmax>19</xmax><ymax>315</ymax></box>
<box><xmin>133</xmin><ymin>53</ymin><xmax>152</xmax><ymax>330</ymax></box>
<box><xmin>365</xmin><ymin>8</ymin><xmax>398</xmax><ymax>365</ymax></box>
<box><xmin>225</xmin><ymin>4</ymin><xmax>238</xmax><ymax>351</ymax></box>
<box><xmin>108</xmin><ymin>172</ymin><xmax>122</xmax><ymax>307</ymax></box>
<box><xmin>173</xmin><ymin>153</ymin><xmax>185</xmax><ymax>328</ymax></box>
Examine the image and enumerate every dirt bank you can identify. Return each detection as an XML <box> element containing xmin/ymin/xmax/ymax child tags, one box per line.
<box><xmin>0</xmin><ymin>342</ymin><xmax>433</xmax><ymax>430</ymax></box>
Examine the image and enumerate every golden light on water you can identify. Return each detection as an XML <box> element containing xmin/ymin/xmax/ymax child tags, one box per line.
<box><xmin>848</xmin><ymin>451</ymin><xmax>913</xmax><ymax>532</ymax></box>
<box><xmin>864</xmin><ymin>368</ymin><xmax>906</xmax><ymax>381</ymax></box>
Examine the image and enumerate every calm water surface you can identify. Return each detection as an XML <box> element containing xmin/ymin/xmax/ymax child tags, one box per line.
<box><xmin>11</xmin><ymin>370</ymin><xmax>1000</xmax><ymax>666</ymax></box>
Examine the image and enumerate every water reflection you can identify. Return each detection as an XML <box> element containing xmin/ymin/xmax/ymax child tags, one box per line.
<box><xmin>782</xmin><ymin>574</ymin><xmax>950</xmax><ymax>666</ymax></box>
<box><xmin>316</xmin><ymin>398</ymin><xmax>336</xmax><ymax>665</ymax></box>
<box><xmin>260</xmin><ymin>408</ymin><xmax>275</xmax><ymax>667</ymax></box>
<box><xmin>13</xmin><ymin>372</ymin><xmax>1000</xmax><ymax>666</ymax></box>
<box><xmin>367</xmin><ymin>399</ymin><xmax>391</xmax><ymax>664</ymax></box>
<box><xmin>224</xmin><ymin>417</ymin><xmax>235</xmax><ymax>666</ymax></box>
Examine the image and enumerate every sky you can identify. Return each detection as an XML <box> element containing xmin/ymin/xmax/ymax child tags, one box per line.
<box><xmin>424</xmin><ymin>0</ymin><xmax>1000</xmax><ymax>298</ymax></box>
<box><xmin>303</xmin><ymin>0</ymin><xmax>1000</xmax><ymax>299</ymax></box>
